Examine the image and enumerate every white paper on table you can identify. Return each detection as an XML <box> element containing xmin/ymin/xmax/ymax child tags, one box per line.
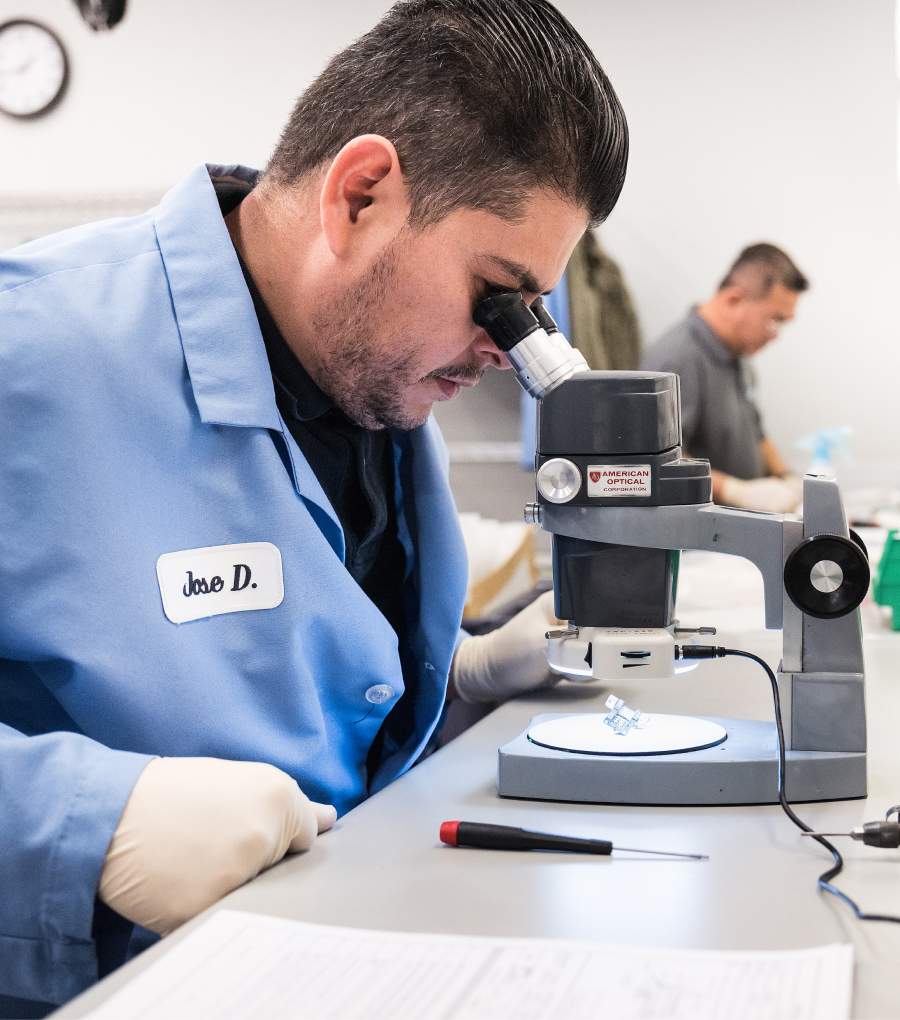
<box><xmin>85</xmin><ymin>909</ymin><xmax>853</xmax><ymax>1020</ymax></box>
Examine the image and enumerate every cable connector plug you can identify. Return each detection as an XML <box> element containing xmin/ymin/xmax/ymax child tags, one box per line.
<box><xmin>852</xmin><ymin>822</ymin><xmax>900</xmax><ymax>849</ymax></box>
<box><xmin>803</xmin><ymin>806</ymin><xmax>900</xmax><ymax>849</ymax></box>
<box><xmin>674</xmin><ymin>644</ymin><xmax>727</xmax><ymax>660</ymax></box>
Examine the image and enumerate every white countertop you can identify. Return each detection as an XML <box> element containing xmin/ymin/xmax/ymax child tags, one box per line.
<box><xmin>56</xmin><ymin>532</ymin><xmax>900</xmax><ymax>1019</ymax></box>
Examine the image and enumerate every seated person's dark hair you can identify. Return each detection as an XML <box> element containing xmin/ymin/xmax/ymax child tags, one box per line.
<box><xmin>266</xmin><ymin>0</ymin><xmax>629</xmax><ymax>228</ymax></box>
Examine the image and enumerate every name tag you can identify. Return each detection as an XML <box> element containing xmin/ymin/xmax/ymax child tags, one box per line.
<box><xmin>156</xmin><ymin>542</ymin><xmax>284</xmax><ymax>624</ymax></box>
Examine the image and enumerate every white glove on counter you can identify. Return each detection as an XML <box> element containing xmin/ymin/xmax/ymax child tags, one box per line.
<box><xmin>98</xmin><ymin>757</ymin><xmax>336</xmax><ymax>935</ymax></box>
<box><xmin>719</xmin><ymin>475</ymin><xmax>803</xmax><ymax>513</ymax></box>
<box><xmin>451</xmin><ymin>590</ymin><xmax>561</xmax><ymax>704</ymax></box>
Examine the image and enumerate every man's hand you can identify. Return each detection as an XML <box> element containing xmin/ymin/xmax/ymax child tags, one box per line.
<box><xmin>98</xmin><ymin>757</ymin><xmax>336</xmax><ymax>935</ymax></box>
<box><xmin>719</xmin><ymin>475</ymin><xmax>803</xmax><ymax>513</ymax></box>
<box><xmin>451</xmin><ymin>590</ymin><xmax>561</xmax><ymax>704</ymax></box>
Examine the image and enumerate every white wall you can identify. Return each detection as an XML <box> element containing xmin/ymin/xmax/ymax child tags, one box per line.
<box><xmin>0</xmin><ymin>0</ymin><xmax>395</xmax><ymax>194</ymax></box>
<box><xmin>2</xmin><ymin>0</ymin><xmax>897</xmax><ymax>484</ymax></box>
<box><xmin>585</xmin><ymin>0</ymin><xmax>900</xmax><ymax>486</ymax></box>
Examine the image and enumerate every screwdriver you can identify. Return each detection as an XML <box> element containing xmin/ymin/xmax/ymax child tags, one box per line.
<box><xmin>439</xmin><ymin>821</ymin><xmax>708</xmax><ymax>860</ymax></box>
<box><xmin>801</xmin><ymin>821</ymin><xmax>900</xmax><ymax>848</ymax></box>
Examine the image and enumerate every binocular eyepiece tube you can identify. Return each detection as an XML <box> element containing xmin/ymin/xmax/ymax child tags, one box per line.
<box><xmin>473</xmin><ymin>292</ymin><xmax>588</xmax><ymax>399</ymax></box>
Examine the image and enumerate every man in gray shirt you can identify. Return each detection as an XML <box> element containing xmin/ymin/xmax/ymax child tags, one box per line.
<box><xmin>641</xmin><ymin>243</ymin><xmax>808</xmax><ymax>512</ymax></box>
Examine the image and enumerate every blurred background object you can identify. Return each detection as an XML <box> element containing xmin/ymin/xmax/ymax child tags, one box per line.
<box><xmin>72</xmin><ymin>0</ymin><xmax>126</xmax><ymax>31</ymax></box>
<box><xmin>458</xmin><ymin>514</ymin><xmax>539</xmax><ymax>622</ymax></box>
<box><xmin>874</xmin><ymin>530</ymin><xmax>900</xmax><ymax>630</ymax></box>
<box><xmin>566</xmin><ymin>230</ymin><xmax>641</xmax><ymax>371</ymax></box>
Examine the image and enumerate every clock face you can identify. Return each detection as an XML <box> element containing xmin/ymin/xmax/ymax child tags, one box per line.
<box><xmin>0</xmin><ymin>20</ymin><xmax>69</xmax><ymax>119</ymax></box>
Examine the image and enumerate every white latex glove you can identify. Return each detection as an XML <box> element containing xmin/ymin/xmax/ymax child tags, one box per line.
<box><xmin>452</xmin><ymin>590</ymin><xmax>561</xmax><ymax>704</ymax></box>
<box><xmin>99</xmin><ymin>757</ymin><xmax>336</xmax><ymax>935</ymax></box>
<box><xmin>719</xmin><ymin>475</ymin><xmax>803</xmax><ymax>513</ymax></box>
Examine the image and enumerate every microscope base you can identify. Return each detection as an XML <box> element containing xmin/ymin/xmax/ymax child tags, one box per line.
<box><xmin>498</xmin><ymin>714</ymin><xmax>867</xmax><ymax>804</ymax></box>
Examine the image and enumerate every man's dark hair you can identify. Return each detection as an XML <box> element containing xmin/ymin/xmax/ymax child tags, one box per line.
<box><xmin>719</xmin><ymin>243</ymin><xmax>810</xmax><ymax>296</ymax></box>
<box><xmin>265</xmin><ymin>0</ymin><xmax>628</xmax><ymax>227</ymax></box>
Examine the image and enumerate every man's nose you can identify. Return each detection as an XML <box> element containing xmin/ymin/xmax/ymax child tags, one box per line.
<box><xmin>470</xmin><ymin>328</ymin><xmax>512</xmax><ymax>371</ymax></box>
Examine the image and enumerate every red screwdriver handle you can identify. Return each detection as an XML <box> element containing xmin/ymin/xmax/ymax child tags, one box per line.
<box><xmin>440</xmin><ymin>820</ymin><xmax>613</xmax><ymax>855</ymax></box>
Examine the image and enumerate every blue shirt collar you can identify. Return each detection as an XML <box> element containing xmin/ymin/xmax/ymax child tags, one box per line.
<box><xmin>153</xmin><ymin>163</ymin><xmax>283</xmax><ymax>431</ymax></box>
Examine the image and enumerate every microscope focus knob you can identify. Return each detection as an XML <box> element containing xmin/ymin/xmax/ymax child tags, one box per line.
<box><xmin>784</xmin><ymin>534</ymin><xmax>870</xmax><ymax>619</ymax></box>
<box><xmin>536</xmin><ymin>458</ymin><xmax>582</xmax><ymax>504</ymax></box>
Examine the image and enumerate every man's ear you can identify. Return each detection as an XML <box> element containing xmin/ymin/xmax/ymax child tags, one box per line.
<box><xmin>721</xmin><ymin>284</ymin><xmax>747</xmax><ymax>308</ymax></box>
<box><xmin>320</xmin><ymin>135</ymin><xmax>410</xmax><ymax>259</ymax></box>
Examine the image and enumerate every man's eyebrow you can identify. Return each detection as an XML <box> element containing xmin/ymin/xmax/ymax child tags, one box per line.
<box><xmin>482</xmin><ymin>255</ymin><xmax>551</xmax><ymax>296</ymax></box>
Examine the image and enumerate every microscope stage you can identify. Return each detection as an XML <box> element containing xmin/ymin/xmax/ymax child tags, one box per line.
<box><xmin>499</xmin><ymin>713</ymin><xmax>867</xmax><ymax>805</ymax></box>
<box><xmin>528</xmin><ymin>713</ymin><xmax>727</xmax><ymax>756</ymax></box>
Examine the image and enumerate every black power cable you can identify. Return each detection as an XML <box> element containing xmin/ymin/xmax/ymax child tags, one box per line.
<box><xmin>677</xmin><ymin>645</ymin><xmax>900</xmax><ymax>925</ymax></box>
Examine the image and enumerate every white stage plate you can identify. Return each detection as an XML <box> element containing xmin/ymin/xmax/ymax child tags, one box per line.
<box><xmin>527</xmin><ymin>713</ymin><xmax>728</xmax><ymax>756</ymax></box>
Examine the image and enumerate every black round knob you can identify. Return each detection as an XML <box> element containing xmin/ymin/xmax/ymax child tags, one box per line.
<box><xmin>848</xmin><ymin>528</ymin><xmax>869</xmax><ymax>561</ymax></box>
<box><xmin>784</xmin><ymin>535</ymin><xmax>870</xmax><ymax>619</ymax></box>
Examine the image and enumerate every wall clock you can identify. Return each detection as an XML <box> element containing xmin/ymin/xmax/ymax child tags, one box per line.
<box><xmin>0</xmin><ymin>20</ymin><xmax>69</xmax><ymax>119</ymax></box>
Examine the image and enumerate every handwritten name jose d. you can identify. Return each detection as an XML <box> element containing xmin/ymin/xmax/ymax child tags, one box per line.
<box><xmin>182</xmin><ymin>563</ymin><xmax>256</xmax><ymax>597</ymax></box>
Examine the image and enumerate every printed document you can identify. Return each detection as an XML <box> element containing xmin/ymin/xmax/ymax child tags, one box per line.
<box><xmin>85</xmin><ymin>908</ymin><xmax>853</xmax><ymax>1020</ymax></box>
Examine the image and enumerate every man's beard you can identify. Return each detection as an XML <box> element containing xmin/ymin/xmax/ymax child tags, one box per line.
<box><xmin>311</xmin><ymin>241</ymin><xmax>482</xmax><ymax>430</ymax></box>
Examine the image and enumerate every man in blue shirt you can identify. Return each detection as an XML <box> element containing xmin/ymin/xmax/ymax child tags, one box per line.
<box><xmin>0</xmin><ymin>0</ymin><xmax>628</xmax><ymax>1010</ymax></box>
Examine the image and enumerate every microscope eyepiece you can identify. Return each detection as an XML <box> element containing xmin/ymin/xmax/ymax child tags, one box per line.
<box><xmin>531</xmin><ymin>296</ymin><xmax>559</xmax><ymax>335</ymax></box>
<box><xmin>473</xmin><ymin>290</ymin><xmax>587</xmax><ymax>399</ymax></box>
<box><xmin>473</xmin><ymin>292</ymin><xmax>541</xmax><ymax>352</ymax></box>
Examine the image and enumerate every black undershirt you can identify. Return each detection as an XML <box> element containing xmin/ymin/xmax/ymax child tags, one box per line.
<box><xmin>214</xmin><ymin>177</ymin><xmax>406</xmax><ymax>643</ymax></box>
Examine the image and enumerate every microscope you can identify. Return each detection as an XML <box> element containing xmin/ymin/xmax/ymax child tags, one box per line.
<box><xmin>473</xmin><ymin>292</ymin><xmax>870</xmax><ymax>805</ymax></box>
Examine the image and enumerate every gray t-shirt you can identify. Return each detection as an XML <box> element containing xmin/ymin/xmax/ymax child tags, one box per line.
<box><xmin>640</xmin><ymin>308</ymin><xmax>765</xmax><ymax>479</ymax></box>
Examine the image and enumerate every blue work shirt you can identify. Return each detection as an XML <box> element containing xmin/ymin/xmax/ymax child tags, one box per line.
<box><xmin>0</xmin><ymin>164</ymin><xmax>468</xmax><ymax>1006</ymax></box>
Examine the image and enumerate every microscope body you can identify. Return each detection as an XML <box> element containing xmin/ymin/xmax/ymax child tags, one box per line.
<box><xmin>501</xmin><ymin>369</ymin><xmax>869</xmax><ymax>804</ymax></box>
<box><xmin>538</xmin><ymin>372</ymin><xmax>703</xmax><ymax>647</ymax></box>
<box><xmin>471</xmin><ymin>292</ymin><xmax>868</xmax><ymax>803</ymax></box>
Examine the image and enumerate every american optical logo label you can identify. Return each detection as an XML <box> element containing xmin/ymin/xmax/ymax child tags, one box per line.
<box><xmin>587</xmin><ymin>465</ymin><xmax>651</xmax><ymax>497</ymax></box>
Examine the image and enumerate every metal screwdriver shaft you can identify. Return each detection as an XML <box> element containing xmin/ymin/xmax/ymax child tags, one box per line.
<box><xmin>614</xmin><ymin>845</ymin><xmax>709</xmax><ymax>860</ymax></box>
